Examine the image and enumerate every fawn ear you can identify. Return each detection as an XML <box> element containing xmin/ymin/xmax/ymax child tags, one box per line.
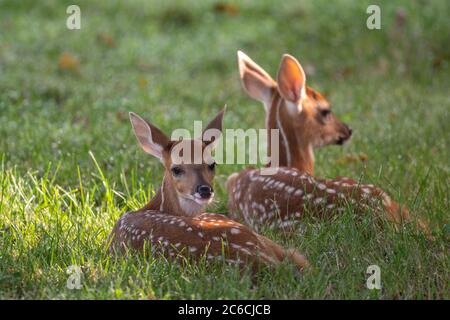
<box><xmin>129</xmin><ymin>112</ymin><xmax>169</xmax><ymax>159</ymax></box>
<box><xmin>237</xmin><ymin>51</ymin><xmax>275</xmax><ymax>107</ymax></box>
<box><xmin>203</xmin><ymin>106</ymin><xmax>226</xmax><ymax>148</ymax></box>
<box><xmin>276</xmin><ymin>54</ymin><xmax>306</xmax><ymax>104</ymax></box>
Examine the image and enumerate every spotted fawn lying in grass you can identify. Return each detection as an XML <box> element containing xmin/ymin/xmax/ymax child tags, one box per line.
<box><xmin>227</xmin><ymin>51</ymin><xmax>430</xmax><ymax>236</ymax></box>
<box><xmin>108</xmin><ymin>107</ymin><xmax>308</xmax><ymax>270</ymax></box>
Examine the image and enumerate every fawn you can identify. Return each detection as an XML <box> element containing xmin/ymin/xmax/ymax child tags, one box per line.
<box><xmin>235</xmin><ymin>50</ymin><xmax>352</xmax><ymax>175</ymax></box>
<box><xmin>108</xmin><ymin>108</ymin><xmax>308</xmax><ymax>270</ymax></box>
<box><xmin>226</xmin><ymin>51</ymin><xmax>430</xmax><ymax>235</ymax></box>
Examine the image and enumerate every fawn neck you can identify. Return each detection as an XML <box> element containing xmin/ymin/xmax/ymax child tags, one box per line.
<box><xmin>266</xmin><ymin>90</ymin><xmax>315</xmax><ymax>175</ymax></box>
<box><xmin>143</xmin><ymin>174</ymin><xmax>206</xmax><ymax>217</ymax></box>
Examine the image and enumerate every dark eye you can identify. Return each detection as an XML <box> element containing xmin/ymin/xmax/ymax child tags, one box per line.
<box><xmin>320</xmin><ymin>109</ymin><xmax>331</xmax><ymax>117</ymax></box>
<box><xmin>171</xmin><ymin>166</ymin><xmax>184</xmax><ymax>176</ymax></box>
<box><xmin>208</xmin><ymin>162</ymin><xmax>216</xmax><ymax>171</ymax></box>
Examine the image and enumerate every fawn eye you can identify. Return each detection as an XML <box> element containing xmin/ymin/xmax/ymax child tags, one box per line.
<box><xmin>320</xmin><ymin>109</ymin><xmax>331</xmax><ymax>117</ymax></box>
<box><xmin>171</xmin><ymin>166</ymin><xmax>184</xmax><ymax>176</ymax></box>
<box><xmin>208</xmin><ymin>162</ymin><xmax>216</xmax><ymax>171</ymax></box>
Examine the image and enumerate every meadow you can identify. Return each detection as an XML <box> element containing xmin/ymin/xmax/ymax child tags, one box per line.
<box><xmin>0</xmin><ymin>0</ymin><xmax>448</xmax><ymax>299</ymax></box>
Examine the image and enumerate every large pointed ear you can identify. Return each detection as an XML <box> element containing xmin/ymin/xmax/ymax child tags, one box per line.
<box><xmin>237</xmin><ymin>51</ymin><xmax>276</xmax><ymax>107</ymax></box>
<box><xmin>276</xmin><ymin>54</ymin><xmax>306</xmax><ymax>103</ymax></box>
<box><xmin>129</xmin><ymin>112</ymin><xmax>170</xmax><ymax>159</ymax></box>
<box><xmin>202</xmin><ymin>106</ymin><xmax>226</xmax><ymax>147</ymax></box>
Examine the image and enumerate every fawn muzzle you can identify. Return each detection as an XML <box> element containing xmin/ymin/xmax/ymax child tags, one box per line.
<box><xmin>196</xmin><ymin>185</ymin><xmax>213</xmax><ymax>199</ymax></box>
<box><xmin>336</xmin><ymin>123</ymin><xmax>352</xmax><ymax>145</ymax></box>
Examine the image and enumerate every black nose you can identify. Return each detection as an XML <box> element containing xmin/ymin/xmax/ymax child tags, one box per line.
<box><xmin>348</xmin><ymin>128</ymin><xmax>353</xmax><ymax>136</ymax></box>
<box><xmin>196</xmin><ymin>185</ymin><xmax>213</xmax><ymax>199</ymax></box>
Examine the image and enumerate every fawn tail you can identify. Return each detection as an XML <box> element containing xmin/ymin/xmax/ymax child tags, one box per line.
<box><xmin>383</xmin><ymin>196</ymin><xmax>433</xmax><ymax>239</ymax></box>
<box><xmin>256</xmin><ymin>234</ymin><xmax>309</xmax><ymax>271</ymax></box>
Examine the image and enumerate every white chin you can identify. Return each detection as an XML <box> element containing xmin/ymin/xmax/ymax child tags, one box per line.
<box><xmin>193</xmin><ymin>197</ymin><xmax>212</xmax><ymax>205</ymax></box>
<box><xmin>179</xmin><ymin>197</ymin><xmax>206</xmax><ymax>216</ymax></box>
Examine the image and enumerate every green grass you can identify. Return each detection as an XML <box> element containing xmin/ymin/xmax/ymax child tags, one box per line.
<box><xmin>0</xmin><ymin>0</ymin><xmax>449</xmax><ymax>299</ymax></box>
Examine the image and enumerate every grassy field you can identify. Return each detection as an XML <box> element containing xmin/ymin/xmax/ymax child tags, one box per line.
<box><xmin>0</xmin><ymin>0</ymin><xmax>449</xmax><ymax>299</ymax></box>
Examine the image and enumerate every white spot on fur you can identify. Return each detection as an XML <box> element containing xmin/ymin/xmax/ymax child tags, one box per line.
<box><xmin>304</xmin><ymin>194</ymin><xmax>314</xmax><ymax>200</ymax></box>
<box><xmin>230</xmin><ymin>228</ymin><xmax>241</xmax><ymax>235</ymax></box>
<box><xmin>382</xmin><ymin>194</ymin><xmax>392</xmax><ymax>207</ymax></box>
<box><xmin>239</xmin><ymin>247</ymin><xmax>252</xmax><ymax>255</ymax></box>
<box><xmin>317</xmin><ymin>183</ymin><xmax>326</xmax><ymax>190</ymax></box>
<box><xmin>314</xmin><ymin>197</ymin><xmax>325</xmax><ymax>204</ymax></box>
<box><xmin>280</xmin><ymin>220</ymin><xmax>296</xmax><ymax>228</ymax></box>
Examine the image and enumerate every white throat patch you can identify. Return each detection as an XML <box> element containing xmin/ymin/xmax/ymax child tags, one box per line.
<box><xmin>178</xmin><ymin>197</ymin><xmax>206</xmax><ymax>216</ymax></box>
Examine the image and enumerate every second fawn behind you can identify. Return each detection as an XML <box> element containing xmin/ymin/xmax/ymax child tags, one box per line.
<box><xmin>237</xmin><ymin>50</ymin><xmax>352</xmax><ymax>175</ymax></box>
<box><xmin>227</xmin><ymin>51</ymin><xmax>430</xmax><ymax>237</ymax></box>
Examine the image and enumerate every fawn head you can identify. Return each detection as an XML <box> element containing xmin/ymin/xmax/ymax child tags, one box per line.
<box><xmin>237</xmin><ymin>51</ymin><xmax>352</xmax><ymax>150</ymax></box>
<box><xmin>129</xmin><ymin>108</ymin><xmax>225</xmax><ymax>212</ymax></box>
